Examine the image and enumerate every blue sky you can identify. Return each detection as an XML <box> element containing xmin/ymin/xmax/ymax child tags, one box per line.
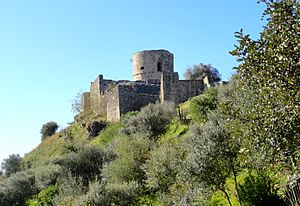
<box><xmin>0</xmin><ymin>0</ymin><xmax>266</xmax><ymax>163</ymax></box>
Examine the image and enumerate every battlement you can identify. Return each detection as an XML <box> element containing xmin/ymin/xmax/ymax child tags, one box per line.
<box><xmin>82</xmin><ymin>49</ymin><xmax>209</xmax><ymax>121</ymax></box>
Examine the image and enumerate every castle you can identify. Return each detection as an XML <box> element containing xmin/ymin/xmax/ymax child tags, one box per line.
<box><xmin>82</xmin><ymin>49</ymin><xmax>210</xmax><ymax>121</ymax></box>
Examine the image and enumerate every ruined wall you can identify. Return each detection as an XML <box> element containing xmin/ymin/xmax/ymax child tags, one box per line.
<box><xmin>82</xmin><ymin>49</ymin><xmax>208</xmax><ymax>122</ymax></box>
<box><xmin>118</xmin><ymin>84</ymin><xmax>159</xmax><ymax>115</ymax></box>
<box><xmin>82</xmin><ymin>92</ymin><xmax>91</xmax><ymax>111</ymax></box>
<box><xmin>133</xmin><ymin>50</ymin><xmax>174</xmax><ymax>82</ymax></box>
<box><xmin>89</xmin><ymin>75</ymin><xmax>116</xmax><ymax>115</ymax></box>
<box><xmin>106</xmin><ymin>83</ymin><xmax>160</xmax><ymax>122</ymax></box>
<box><xmin>106</xmin><ymin>86</ymin><xmax>120</xmax><ymax>122</ymax></box>
<box><xmin>173</xmin><ymin>80</ymin><xmax>204</xmax><ymax>104</ymax></box>
<box><xmin>160</xmin><ymin>72</ymin><xmax>204</xmax><ymax>104</ymax></box>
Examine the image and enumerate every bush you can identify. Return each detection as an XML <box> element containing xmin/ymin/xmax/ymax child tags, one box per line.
<box><xmin>40</xmin><ymin>121</ymin><xmax>58</xmax><ymax>141</ymax></box>
<box><xmin>240</xmin><ymin>171</ymin><xmax>286</xmax><ymax>206</ymax></box>
<box><xmin>52</xmin><ymin>173</ymin><xmax>86</xmax><ymax>206</ymax></box>
<box><xmin>145</xmin><ymin>140</ymin><xmax>187</xmax><ymax>193</ymax></box>
<box><xmin>188</xmin><ymin>88</ymin><xmax>218</xmax><ymax>124</ymax></box>
<box><xmin>285</xmin><ymin>175</ymin><xmax>300</xmax><ymax>206</ymax></box>
<box><xmin>26</xmin><ymin>184</ymin><xmax>58</xmax><ymax>206</ymax></box>
<box><xmin>82</xmin><ymin>181</ymin><xmax>139</xmax><ymax>206</ymax></box>
<box><xmin>103</xmin><ymin>135</ymin><xmax>153</xmax><ymax>185</ymax></box>
<box><xmin>0</xmin><ymin>171</ymin><xmax>37</xmax><ymax>206</ymax></box>
<box><xmin>33</xmin><ymin>164</ymin><xmax>61</xmax><ymax>190</ymax></box>
<box><xmin>123</xmin><ymin>102</ymin><xmax>176</xmax><ymax>141</ymax></box>
<box><xmin>1</xmin><ymin>154</ymin><xmax>22</xmax><ymax>177</ymax></box>
<box><xmin>54</xmin><ymin>145</ymin><xmax>116</xmax><ymax>187</ymax></box>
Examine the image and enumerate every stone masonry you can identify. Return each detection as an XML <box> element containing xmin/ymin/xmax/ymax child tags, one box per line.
<box><xmin>82</xmin><ymin>49</ymin><xmax>209</xmax><ymax>121</ymax></box>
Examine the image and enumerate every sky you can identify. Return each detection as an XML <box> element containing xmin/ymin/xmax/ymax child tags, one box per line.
<box><xmin>0</xmin><ymin>0</ymin><xmax>267</xmax><ymax>163</ymax></box>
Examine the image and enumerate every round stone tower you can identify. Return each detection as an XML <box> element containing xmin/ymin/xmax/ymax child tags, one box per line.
<box><xmin>133</xmin><ymin>49</ymin><xmax>174</xmax><ymax>82</ymax></box>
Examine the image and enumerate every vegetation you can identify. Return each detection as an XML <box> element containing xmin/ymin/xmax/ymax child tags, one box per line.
<box><xmin>184</xmin><ymin>63</ymin><xmax>221</xmax><ymax>83</ymax></box>
<box><xmin>1</xmin><ymin>154</ymin><xmax>22</xmax><ymax>177</ymax></box>
<box><xmin>1</xmin><ymin>0</ymin><xmax>299</xmax><ymax>205</ymax></box>
<box><xmin>40</xmin><ymin>121</ymin><xmax>59</xmax><ymax>141</ymax></box>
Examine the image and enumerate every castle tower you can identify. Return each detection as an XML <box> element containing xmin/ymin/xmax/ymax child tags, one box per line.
<box><xmin>133</xmin><ymin>49</ymin><xmax>174</xmax><ymax>82</ymax></box>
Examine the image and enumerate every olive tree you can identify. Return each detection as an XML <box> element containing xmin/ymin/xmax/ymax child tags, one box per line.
<box><xmin>185</xmin><ymin>112</ymin><xmax>241</xmax><ymax>206</ymax></box>
<box><xmin>230</xmin><ymin>0</ymin><xmax>300</xmax><ymax>167</ymax></box>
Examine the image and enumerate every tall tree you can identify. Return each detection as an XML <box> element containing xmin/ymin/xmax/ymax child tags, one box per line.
<box><xmin>184</xmin><ymin>63</ymin><xmax>221</xmax><ymax>83</ymax></box>
<box><xmin>230</xmin><ymin>0</ymin><xmax>300</xmax><ymax>167</ymax></box>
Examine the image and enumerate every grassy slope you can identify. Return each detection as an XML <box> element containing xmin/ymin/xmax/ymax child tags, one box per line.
<box><xmin>21</xmin><ymin>95</ymin><xmax>259</xmax><ymax>205</ymax></box>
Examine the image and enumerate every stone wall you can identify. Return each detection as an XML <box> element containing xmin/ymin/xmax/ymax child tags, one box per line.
<box><xmin>89</xmin><ymin>75</ymin><xmax>116</xmax><ymax>115</ymax></box>
<box><xmin>82</xmin><ymin>49</ymin><xmax>208</xmax><ymax>122</ymax></box>
<box><xmin>160</xmin><ymin>72</ymin><xmax>204</xmax><ymax>104</ymax></box>
<box><xmin>118</xmin><ymin>84</ymin><xmax>159</xmax><ymax>115</ymax></box>
<box><xmin>133</xmin><ymin>50</ymin><xmax>174</xmax><ymax>82</ymax></box>
<box><xmin>106</xmin><ymin>86</ymin><xmax>120</xmax><ymax>122</ymax></box>
<box><xmin>82</xmin><ymin>92</ymin><xmax>91</xmax><ymax>111</ymax></box>
<box><xmin>106</xmin><ymin>83</ymin><xmax>160</xmax><ymax>122</ymax></box>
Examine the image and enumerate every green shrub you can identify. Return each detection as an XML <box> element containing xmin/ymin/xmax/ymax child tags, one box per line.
<box><xmin>33</xmin><ymin>164</ymin><xmax>61</xmax><ymax>190</ymax></box>
<box><xmin>104</xmin><ymin>135</ymin><xmax>153</xmax><ymax>185</ymax></box>
<box><xmin>82</xmin><ymin>181</ymin><xmax>139</xmax><ymax>206</ymax></box>
<box><xmin>1</xmin><ymin>154</ymin><xmax>22</xmax><ymax>177</ymax></box>
<box><xmin>123</xmin><ymin>102</ymin><xmax>176</xmax><ymax>141</ymax></box>
<box><xmin>92</xmin><ymin>122</ymin><xmax>123</xmax><ymax>146</ymax></box>
<box><xmin>240</xmin><ymin>171</ymin><xmax>286</xmax><ymax>206</ymax></box>
<box><xmin>145</xmin><ymin>140</ymin><xmax>187</xmax><ymax>193</ymax></box>
<box><xmin>52</xmin><ymin>173</ymin><xmax>86</xmax><ymax>206</ymax></box>
<box><xmin>54</xmin><ymin>145</ymin><xmax>116</xmax><ymax>187</ymax></box>
<box><xmin>40</xmin><ymin>121</ymin><xmax>59</xmax><ymax>141</ymax></box>
<box><xmin>26</xmin><ymin>184</ymin><xmax>58</xmax><ymax>206</ymax></box>
<box><xmin>285</xmin><ymin>175</ymin><xmax>300</xmax><ymax>206</ymax></box>
<box><xmin>187</xmin><ymin>87</ymin><xmax>218</xmax><ymax>124</ymax></box>
<box><xmin>0</xmin><ymin>171</ymin><xmax>37</xmax><ymax>206</ymax></box>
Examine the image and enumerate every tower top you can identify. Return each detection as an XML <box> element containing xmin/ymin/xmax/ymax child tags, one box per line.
<box><xmin>133</xmin><ymin>49</ymin><xmax>174</xmax><ymax>82</ymax></box>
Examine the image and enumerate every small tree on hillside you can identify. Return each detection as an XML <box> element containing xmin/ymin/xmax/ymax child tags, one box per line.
<box><xmin>1</xmin><ymin>154</ymin><xmax>22</xmax><ymax>177</ymax></box>
<box><xmin>184</xmin><ymin>63</ymin><xmax>221</xmax><ymax>83</ymax></box>
<box><xmin>71</xmin><ymin>91</ymin><xmax>83</xmax><ymax>114</ymax></box>
<box><xmin>40</xmin><ymin>121</ymin><xmax>59</xmax><ymax>141</ymax></box>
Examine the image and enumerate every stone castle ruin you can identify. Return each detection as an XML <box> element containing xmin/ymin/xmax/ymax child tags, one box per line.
<box><xmin>82</xmin><ymin>49</ymin><xmax>210</xmax><ymax>121</ymax></box>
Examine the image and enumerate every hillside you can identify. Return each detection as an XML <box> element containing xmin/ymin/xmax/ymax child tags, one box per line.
<box><xmin>0</xmin><ymin>1</ymin><xmax>299</xmax><ymax>205</ymax></box>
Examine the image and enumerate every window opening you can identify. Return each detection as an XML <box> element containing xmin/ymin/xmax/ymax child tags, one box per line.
<box><xmin>157</xmin><ymin>62</ymin><xmax>162</xmax><ymax>72</ymax></box>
